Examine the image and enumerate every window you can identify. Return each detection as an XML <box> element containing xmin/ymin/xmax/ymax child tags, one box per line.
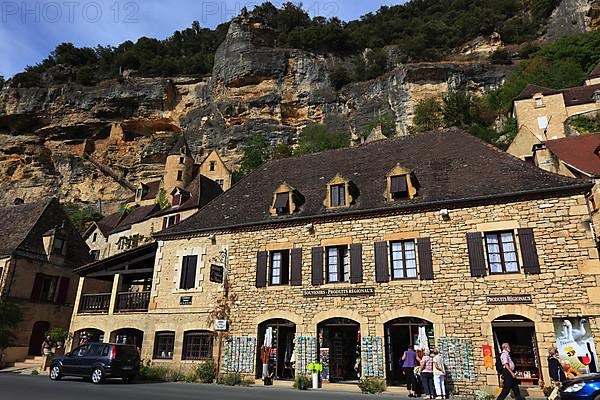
<box><xmin>485</xmin><ymin>231</ymin><xmax>519</xmax><ymax>274</ymax></box>
<box><xmin>179</xmin><ymin>157</ymin><xmax>184</xmax><ymax>164</ymax></box>
<box><xmin>209</xmin><ymin>161</ymin><xmax>216</xmax><ymax>171</ymax></box>
<box><xmin>330</xmin><ymin>184</ymin><xmax>346</xmax><ymax>207</ymax></box>
<box><xmin>153</xmin><ymin>332</ymin><xmax>175</xmax><ymax>359</ymax></box>
<box><xmin>73</xmin><ymin>345</ymin><xmax>90</xmax><ymax>357</ymax></box>
<box><xmin>390</xmin><ymin>240</ymin><xmax>417</xmax><ymax>279</ymax></box>
<box><xmin>182</xmin><ymin>331</ymin><xmax>214</xmax><ymax>360</ymax></box>
<box><xmin>534</xmin><ymin>97</ymin><xmax>543</xmax><ymax>108</ymax></box>
<box><xmin>537</xmin><ymin>116</ymin><xmax>549</xmax><ymax>130</ymax></box>
<box><xmin>270</xmin><ymin>250</ymin><xmax>290</xmax><ymax>285</ymax></box>
<box><xmin>52</xmin><ymin>237</ymin><xmax>65</xmax><ymax>255</ymax></box>
<box><xmin>176</xmin><ymin>170</ymin><xmax>183</xmax><ymax>181</ymax></box>
<box><xmin>173</xmin><ymin>192</ymin><xmax>182</xmax><ymax>206</ymax></box>
<box><xmin>273</xmin><ymin>192</ymin><xmax>290</xmax><ymax>215</ymax></box>
<box><xmin>390</xmin><ymin>175</ymin><xmax>409</xmax><ymax>199</ymax></box>
<box><xmin>179</xmin><ymin>255</ymin><xmax>198</xmax><ymax>290</ymax></box>
<box><xmin>31</xmin><ymin>274</ymin><xmax>60</xmax><ymax>303</ymax></box>
<box><xmin>136</xmin><ymin>188</ymin><xmax>143</xmax><ymax>200</ymax></box>
<box><xmin>165</xmin><ymin>214</ymin><xmax>180</xmax><ymax>228</ymax></box>
<box><xmin>594</xmin><ymin>90</ymin><xmax>600</xmax><ymax>103</ymax></box>
<box><xmin>91</xmin><ymin>250</ymin><xmax>100</xmax><ymax>260</ymax></box>
<box><xmin>92</xmin><ymin>232</ymin><xmax>97</xmax><ymax>242</ymax></box>
<box><xmin>326</xmin><ymin>246</ymin><xmax>349</xmax><ymax>283</ymax></box>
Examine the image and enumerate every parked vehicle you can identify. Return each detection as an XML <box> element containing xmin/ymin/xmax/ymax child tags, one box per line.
<box><xmin>49</xmin><ymin>343</ymin><xmax>140</xmax><ymax>384</ymax></box>
<box><xmin>560</xmin><ymin>373</ymin><xmax>600</xmax><ymax>400</ymax></box>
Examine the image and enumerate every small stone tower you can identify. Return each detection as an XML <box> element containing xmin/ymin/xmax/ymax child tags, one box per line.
<box><xmin>163</xmin><ymin>135</ymin><xmax>194</xmax><ymax>196</ymax></box>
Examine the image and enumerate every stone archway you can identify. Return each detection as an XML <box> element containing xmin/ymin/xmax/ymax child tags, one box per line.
<box><xmin>376</xmin><ymin>306</ymin><xmax>445</xmax><ymax>337</ymax></box>
<box><xmin>312</xmin><ymin>308</ymin><xmax>368</xmax><ymax>335</ymax></box>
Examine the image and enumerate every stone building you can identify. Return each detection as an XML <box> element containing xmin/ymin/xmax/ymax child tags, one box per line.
<box><xmin>84</xmin><ymin>136</ymin><xmax>227</xmax><ymax>260</ymax></box>
<box><xmin>507</xmin><ymin>63</ymin><xmax>600</xmax><ymax>160</ymax></box>
<box><xmin>0</xmin><ymin>198</ymin><xmax>92</xmax><ymax>365</ymax></box>
<box><xmin>69</xmin><ymin>129</ymin><xmax>600</xmax><ymax>394</ymax></box>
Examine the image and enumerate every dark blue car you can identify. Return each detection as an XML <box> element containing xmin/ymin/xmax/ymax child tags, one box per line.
<box><xmin>560</xmin><ymin>373</ymin><xmax>600</xmax><ymax>400</ymax></box>
<box><xmin>49</xmin><ymin>343</ymin><xmax>140</xmax><ymax>384</ymax></box>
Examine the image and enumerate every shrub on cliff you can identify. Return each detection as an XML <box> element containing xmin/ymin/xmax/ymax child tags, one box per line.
<box><xmin>294</xmin><ymin>124</ymin><xmax>350</xmax><ymax>156</ymax></box>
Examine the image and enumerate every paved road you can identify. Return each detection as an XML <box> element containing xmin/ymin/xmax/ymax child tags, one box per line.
<box><xmin>0</xmin><ymin>374</ymin><xmax>403</xmax><ymax>400</ymax></box>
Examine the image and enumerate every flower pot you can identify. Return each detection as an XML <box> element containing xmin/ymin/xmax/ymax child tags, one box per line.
<box><xmin>312</xmin><ymin>372</ymin><xmax>319</xmax><ymax>389</ymax></box>
<box><xmin>262</xmin><ymin>364</ymin><xmax>269</xmax><ymax>379</ymax></box>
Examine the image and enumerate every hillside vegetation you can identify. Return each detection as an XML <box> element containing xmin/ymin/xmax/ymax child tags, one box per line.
<box><xmin>9</xmin><ymin>0</ymin><xmax>563</xmax><ymax>87</ymax></box>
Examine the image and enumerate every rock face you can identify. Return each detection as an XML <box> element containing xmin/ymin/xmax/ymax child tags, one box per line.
<box><xmin>544</xmin><ymin>0</ymin><xmax>600</xmax><ymax>42</ymax></box>
<box><xmin>0</xmin><ymin>15</ymin><xmax>510</xmax><ymax>211</ymax></box>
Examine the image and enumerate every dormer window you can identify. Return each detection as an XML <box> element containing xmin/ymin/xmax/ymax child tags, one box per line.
<box><xmin>173</xmin><ymin>192</ymin><xmax>182</xmax><ymax>206</ymax></box>
<box><xmin>270</xmin><ymin>183</ymin><xmax>300</xmax><ymax>216</ymax></box>
<box><xmin>385</xmin><ymin>164</ymin><xmax>418</xmax><ymax>201</ymax></box>
<box><xmin>136</xmin><ymin>188</ymin><xmax>143</xmax><ymax>201</ymax></box>
<box><xmin>171</xmin><ymin>188</ymin><xmax>190</xmax><ymax>208</ymax></box>
<box><xmin>209</xmin><ymin>161</ymin><xmax>216</xmax><ymax>171</ymax></box>
<box><xmin>534</xmin><ymin>96</ymin><xmax>543</xmax><ymax>108</ymax></box>
<box><xmin>52</xmin><ymin>236</ymin><xmax>65</xmax><ymax>256</ymax></box>
<box><xmin>179</xmin><ymin>157</ymin><xmax>184</xmax><ymax>164</ymax></box>
<box><xmin>177</xmin><ymin>171</ymin><xmax>183</xmax><ymax>181</ymax></box>
<box><xmin>594</xmin><ymin>90</ymin><xmax>600</xmax><ymax>103</ymax></box>
<box><xmin>325</xmin><ymin>174</ymin><xmax>354</xmax><ymax>209</ymax></box>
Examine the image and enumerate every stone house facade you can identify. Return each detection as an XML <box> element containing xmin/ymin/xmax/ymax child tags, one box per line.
<box><xmin>69</xmin><ymin>129</ymin><xmax>600</xmax><ymax>394</ymax></box>
<box><xmin>0</xmin><ymin>198</ymin><xmax>92</xmax><ymax>365</ymax></box>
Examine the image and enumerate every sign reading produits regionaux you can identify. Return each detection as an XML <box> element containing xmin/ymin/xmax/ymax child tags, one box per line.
<box><xmin>486</xmin><ymin>294</ymin><xmax>533</xmax><ymax>304</ymax></box>
<box><xmin>303</xmin><ymin>287</ymin><xmax>375</xmax><ymax>298</ymax></box>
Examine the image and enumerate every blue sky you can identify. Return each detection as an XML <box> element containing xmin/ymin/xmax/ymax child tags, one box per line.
<box><xmin>0</xmin><ymin>0</ymin><xmax>402</xmax><ymax>78</ymax></box>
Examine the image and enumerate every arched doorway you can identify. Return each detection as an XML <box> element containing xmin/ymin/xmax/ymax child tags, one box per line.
<box><xmin>492</xmin><ymin>315</ymin><xmax>541</xmax><ymax>386</ymax></box>
<box><xmin>256</xmin><ymin>319</ymin><xmax>296</xmax><ymax>380</ymax></box>
<box><xmin>28</xmin><ymin>321</ymin><xmax>50</xmax><ymax>356</ymax></box>
<box><xmin>73</xmin><ymin>328</ymin><xmax>105</xmax><ymax>347</ymax></box>
<box><xmin>385</xmin><ymin>317</ymin><xmax>434</xmax><ymax>386</ymax></box>
<box><xmin>317</xmin><ymin>317</ymin><xmax>361</xmax><ymax>383</ymax></box>
<box><xmin>110</xmin><ymin>328</ymin><xmax>144</xmax><ymax>349</ymax></box>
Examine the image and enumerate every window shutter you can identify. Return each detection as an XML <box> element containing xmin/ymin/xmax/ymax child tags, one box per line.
<box><xmin>467</xmin><ymin>232</ymin><xmax>487</xmax><ymax>277</ymax></box>
<box><xmin>518</xmin><ymin>228</ymin><xmax>540</xmax><ymax>274</ymax></box>
<box><xmin>56</xmin><ymin>277</ymin><xmax>70</xmax><ymax>305</ymax></box>
<box><xmin>162</xmin><ymin>217</ymin><xmax>167</xmax><ymax>230</ymax></box>
<box><xmin>374</xmin><ymin>242</ymin><xmax>389</xmax><ymax>283</ymax></box>
<box><xmin>417</xmin><ymin>238</ymin><xmax>434</xmax><ymax>280</ymax></box>
<box><xmin>186</xmin><ymin>256</ymin><xmax>197</xmax><ymax>289</ymax></box>
<box><xmin>175</xmin><ymin>214</ymin><xmax>181</xmax><ymax>224</ymax></box>
<box><xmin>290</xmin><ymin>248</ymin><xmax>303</xmax><ymax>286</ymax></box>
<box><xmin>350</xmin><ymin>244</ymin><xmax>363</xmax><ymax>283</ymax></box>
<box><xmin>281</xmin><ymin>251</ymin><xmax>290</xmax><ymax>285</ymax></box>
<box><xmin>311</xmin><ymin>247</ymin><xmax>324</xmax><ymax>286</ymax></box>
<box><xmin>179</xmin><ymin>258</ymin><xmax>189</xmax><ymax>289</ymax></box>
<box><xmin>255</xmin><ymin>251</ymin><xmax>268</xmax><ymax>288</ymax></box>
<box><xmin>30</xmin><ymin>273</ymin><xmax>44</xmax><ymax>301</ymax></box>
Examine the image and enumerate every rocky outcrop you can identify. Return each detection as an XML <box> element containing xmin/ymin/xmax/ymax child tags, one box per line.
<box><xmin>544</xmin><ymin>0</ymin><xmax>599</xmax><ymax>42</ymax></box>
<box><xmin>0</xmin><ymin>15</ymin><xmax>510</xmax><ymax>210</ymax></box>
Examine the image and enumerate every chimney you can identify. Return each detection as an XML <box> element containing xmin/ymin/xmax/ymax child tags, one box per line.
<box><xmin>13</xmin><ymin>198</ymin><xmax>24</xmax><ymax>205</ymax></box>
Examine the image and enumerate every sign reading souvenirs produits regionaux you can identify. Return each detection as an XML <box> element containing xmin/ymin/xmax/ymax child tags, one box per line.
<box><xmin>485</xmin><ymin>294</ymin><xmax>533</xmax><ymax>305</ymax></box>
<box><xmin>303</xmin><ymin>287</ymin><xmax>375</xmax><ymax>298</ymax></box>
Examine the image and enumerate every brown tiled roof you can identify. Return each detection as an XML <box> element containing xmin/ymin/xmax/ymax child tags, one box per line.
<box><xmin>590</xmin><ymin>62</ymin><xmax>600</xmax><ymax>79</ymax></box>
<box><xmin>562</xmin><ymin>83</ymin><xmax>600</xmax><ymax>107</ymax></box>
<box><xmin>0</xmin><ymin>198</ymin><xmax>92</xmax><ymax>266</ymax></box>
<box><xmin>126</xmin><ymin>180</ymin><xmax>161</xmax><ymax>203</ymax></box>
<box><xmin>87</xmin><ymin>211</ymin><xmax>126</xmax><ymax>238</ymax></box>
<box><xmin>152</xmin><ymin>174</ymin><xmax>223</xmax><ymax>217</ymax></box>
<box><xmin>514</xmin><ymin>84</ymin><xmax>562</xmax><ymax>101</ymax></box>
<box><xmin>111</xmin><ymin>204</ymin><xmax>160</xmax><ymax>234</ymax></box>
<box><xmin>156</xmin><ymin>129</ymin><xmax>590</xmax><ymax>238</ymax></box>
<box><xmin>545</xmin><ymin>133</ymin><xmax>600</xmax><ymax>177</ymax></box>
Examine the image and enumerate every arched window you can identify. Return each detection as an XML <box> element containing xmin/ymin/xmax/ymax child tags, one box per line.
<box><xmin>182</xmin><ymin>330</ymin><xmax>214</xmax><ymax>360</ymax></box>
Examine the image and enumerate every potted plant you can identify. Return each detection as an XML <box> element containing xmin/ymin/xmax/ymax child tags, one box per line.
<box><xmin>307</xmin><ymin>362</ymin><xmax>323</xmax><ymax>389</ymax></box>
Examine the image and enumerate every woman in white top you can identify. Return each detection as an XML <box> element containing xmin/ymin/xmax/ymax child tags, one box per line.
<box><xmin>432</xmin><ymin>349</ymin><xmax>447</xmax><ymax>399</ymax></box>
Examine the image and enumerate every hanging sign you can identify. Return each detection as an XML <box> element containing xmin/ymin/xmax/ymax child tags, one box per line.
<box><xmin>210</xmin><ymin>264</ymin><xmax>224</xmax><ymax>283</ymax></box>
<box><xmin>483</xmin><ymin>345</ymin><xmax>494</xmax><ymax>369</ymax></box>
<box><xmin>215</xmin><ymin>319</ymin><xmax>228</xmax><ymax>331</ymax></box>
<box><xmin>486</xmin><ymin>294</ymin><xmax>532</xmax><ymax>305</ymax></box>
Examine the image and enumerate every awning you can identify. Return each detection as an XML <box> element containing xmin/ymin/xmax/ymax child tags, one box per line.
<box><xmin>74</xmin><ymin>242</ymin><xmax>157</xmax><ymax>278</ymax></box>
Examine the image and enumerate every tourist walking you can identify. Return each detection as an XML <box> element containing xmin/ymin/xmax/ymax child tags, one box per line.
<box><xmin>547</xmin><ymin>347</ymin><xmax>567</xmax><ymax>400</ymax></box>
<box><xmin>41</xmin><ymin>335</ymin><xmax>53</xmax><ymax>356</ymax></box>
<box><xmin>402</xmin><ymin>344</ymin><xmax>418</xmax><ymax>397</ymax></box>
<box><xmin>432</xmin><ymin>349</ymin><xmax>447</xmax><ymax>399</ymax></box>
<box><xmin>496</xmin><ymin>343</ymin><xmax>524</xmax><ymax>400</ymax></box>
<box><xmin>420</xmin><ymin>350</ymin><xmax>436</xmax><ymax>399</ymax></box>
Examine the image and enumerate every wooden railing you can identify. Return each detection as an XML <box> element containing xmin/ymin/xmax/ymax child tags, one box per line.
<box><xmin>115</xmin><ymin>291</ymin><xmax>150</xmax><ymax>312</ymax></box>
<box><xmin>78</xmin><ymin>293</ymin><xmax>111</xmax><ymax>313</ymax></box>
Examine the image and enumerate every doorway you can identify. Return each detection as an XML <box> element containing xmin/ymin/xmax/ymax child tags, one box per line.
<box><xmin>256</xmin><ymin>319</ymin><xmax>296</xmax><ymax>380</ymax></box>
<box><xmin>492</xmin><ymin>315</ymin><xmax>541</xmax><ymax>386</ymax></box>
<box><xmin>385</xmin><ymin>317</ymin><xmax>434</xmax><ymax>386</ymax></box>
<box><xmin>73</xmin><ymin>328</ymin><xmax>105</xmax><ymax>347</ymax></box>
<box><xmin>28</xmin><ymin>321</ymin><xmax>50</xmax><ymax>356</ymax></box>
<box><xmin>318</xmin><ymin>318</ymin><xmax>361</xmax><ymax>383</ymax></box>
<box><xmin>110</xmin><ymin>328</ymin><xmax>144</xmax><ymax>349</ymax></box>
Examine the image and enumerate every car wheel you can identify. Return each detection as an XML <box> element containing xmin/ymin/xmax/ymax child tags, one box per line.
<box><xmin>49</xmin><ymin>365</ymin><xmax>62</xmax><ymax>381</ymax></box>
<box><xmin>91</xmin><ymin>367</ymin><xmax>104</xmax><ymax>384</ymax></box>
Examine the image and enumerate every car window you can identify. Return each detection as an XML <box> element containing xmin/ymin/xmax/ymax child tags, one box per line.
<box><xmin>88</xmin><ymin>344</ymin><xmax>103</xmax><ymax>357</ymax></box>
<box><xmin>116</xmin><ymin>346</ymin><xmax>138</xmax><ymax>358</ymax></box>
<box><xmin>101</xmin><ymin>345</ymin><xmax>109</xmax><ymax>357</ymax></box>
<box><xmin>72</xmin><ymin>345</ymin><xmax>90</xmax><ymax>357</ymax></box>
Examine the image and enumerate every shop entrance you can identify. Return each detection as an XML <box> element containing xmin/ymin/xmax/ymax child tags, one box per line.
<box><xmin>256</xmin><ymin>319</ymin><xmax>296</xmax><ymax>380</ymax></box>
<box><xmin>385</xmin><ymin>317</ymin><xmax>434</xmax><ymax>386</ymax></box>
<box><xmin>318</xmin><ymin>318</ymin><xmax>361</xmax><ymax>383</ymax></box>
<box><xmin>492</xmin><ymin>315</ymin><xmax>541</xmax><ymax>386</ymax></box>
<box><xmin>110</xmin><ymin>328</ymin><xmax>144</xmax><ymax>350</ymax></box>
<box><xmin>73</xmin><ymin>328</ymin><xmax>105</xmax><ymax>347</ymax></box>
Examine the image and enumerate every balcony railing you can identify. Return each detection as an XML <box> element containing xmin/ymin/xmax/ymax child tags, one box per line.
<box><xmin>115</xmin><ymin>291</ymin><xmax>150</xmax><ymax>312</ymax></box>
<box><xmin>78</xmin><ymin>293</ymin><xmax>111</xmax><ymax>313</ymax></box>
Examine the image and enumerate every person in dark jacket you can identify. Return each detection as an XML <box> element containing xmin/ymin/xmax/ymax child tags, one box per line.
<box><xmin>548</xmin><ymin>347</ymin><xmax>567</xmax><ymax>383</ymax></box>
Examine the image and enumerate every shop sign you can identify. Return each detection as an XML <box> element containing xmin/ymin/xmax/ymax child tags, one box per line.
<box><xmin>303</xmin><ymin>287</ymin><xmax>375</xmax><ymax>298</ymax></box>
<box><xmin>180</xmin><ymin>295</ymin><xmax>193</xmax><ymax>305</ymax></box>
<box><xmin>486</xmin><ymin>294</ymin><xmax>532</xmax><ymax>305</ymax></box>
<box><xmin>210</xmin><ymin>264</ymin><xmax>224</xmax><ymax>284</ymax></box>
<box><xmin>215</xmin><ymin>319</ymin><xmax>227</xmax><ymax>331</ymax></box>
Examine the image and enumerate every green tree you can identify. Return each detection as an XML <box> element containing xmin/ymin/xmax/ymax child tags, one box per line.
<box><xmin>442</xmin><ymin>90</ymin><xmax>473</xmax><ymax>128</ymax></box>
<box><xmin>329</xmin><ymin>66</ymin><xmax>352</xmax><ymax>91</ymax></box>
<box><xmin>413</xmin><ymin>98</ymin><xmax>443</xmax><ymax>131</ymax></box>
<box><xmin>294</xmin><ymin>124</ymin><xmax>350</xmax><ymax>155</ymax></box>
<box><xmin>63</xmin><ymin>203</ymin><xmax>104</xmax><ymax>234</ymax></box>
<box><xmin>271</xmin><ymin>142</ymin><xmax>293</xmax><ymax>160</ymax></box>
<box><xmin>0</xmin><ymin>300</ymin><xmax>22</xmax><ymax>367</ymax></box>
<box><xmin>362</xmin><ymin>112</ymin><xmax>396</xmax><ymax>138</ymax></box>
<box><xmin>157</xmin><ymin>188</ymin><xmax>170</xmax><ymax>209</ymax></box>
<box><xmin>234</xmin><ymin>135</ymin><xmax>270</xmax><ymax>181</ymax></box>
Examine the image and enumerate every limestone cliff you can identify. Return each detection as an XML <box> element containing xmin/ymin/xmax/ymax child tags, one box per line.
<box><xmin>0</xmin><ymin>16</ymin><xmax>511</xmax><ymax>211</ymax></box>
